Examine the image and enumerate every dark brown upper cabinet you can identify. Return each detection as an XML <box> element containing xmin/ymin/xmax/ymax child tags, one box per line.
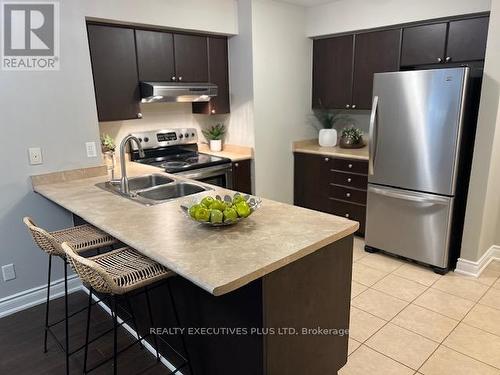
<box><xmin>193</xmin><ymin>36</ymin><xmax>230</xmax><ymax>114</ymax></box>
<box><xmin>87</xmin><ymin>24</ymin><xmax>141</xmax><ymax>122</ymax></box>
<box><xmin>174</xmin><ymin>34</ymin><xmax>208</xmax><ymax>82</ymax></box>
<box><xmin>401</xmin><ymin>23</ymin><xmax>448</xmax><ymax>66</ymax></box>
<box><xmin>447</xmin><ymin>17</ymin><xmax>489</xmax><ymax>63</ymax></box>
<box><xmin>352</xmin><ymin>29</ymin><xmax>401</xmax><ymax>109</ymax></box>
<box><xmin>312</xmin><ymin>35</ymin><xmax>354</xmax><ymax>109</ymax></box>
<box><xmin>135</xmin><ymin>30</ymin><xmax>175</xmax><ymax>82</ymax></box>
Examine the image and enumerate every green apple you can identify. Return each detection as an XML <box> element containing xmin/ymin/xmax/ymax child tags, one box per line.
<box><xmin>201</xmin><ymin>196</ymin><xmax>215</xmax><ymax>208</ymax></box>
<box><xmin>195</xmin><ymin>206</ymin><xmax>210</xmax><ymax>222</ymax></box>
<box><xmin>235</xmin><ymin>201</ymin><xmax>251</xmax><ymax>218</ymax></box>
<box><xmin>210</xmin><ymin>209</ymin><xmax>223</xmax><ymax>224</ymax></box>
<box><xmin>223</xmin><ymin>207</ymin><xmax>238</xmax><ymax>223</ymax></box>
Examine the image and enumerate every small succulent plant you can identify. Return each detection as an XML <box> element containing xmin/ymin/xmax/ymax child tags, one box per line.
<box><xmin>341</xmin><ymin>127</ymin><xmax>364</xmax><ymax>144</ymax></box>
<box><xmin>203</xmin><ymin>123</ymin><xmax>226</xmax><ymax>140</ymax></box>
<box><xmin>100</xmin><ymin>134</ymin><xmax>116</xmax><ymax>152</ymax></box>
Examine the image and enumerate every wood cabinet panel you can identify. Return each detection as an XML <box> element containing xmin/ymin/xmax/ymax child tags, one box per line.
<box><xmin>135</xmin><ymin>30</ymin><xmax>175</xmax><ymax>82</ymax></box>
<box><xmin>328</xmin><ymin>185</ymin><xmax>367</xmax><ymax>205</ymax></box>
<box><xmin>312</xmin><ymin>35</ymin><xmax>354</xmax><ymax>109</ymax></box>
<box><xmin>401</xmin><ymin>23</ymin><xmax>447</xmax><ymax>66</ymax></box>
<box><xmin>447</xmin><ymin>17</ymin><xmax>489</xmax><ymax>63</ymax></box>
<box><xmin>352</xmin><ymin>29</ymin><xmax>401</xmax><ymax>109</ymax></box>
<box><xmin>174</xmin><ymin>34</ymin><xmax>208</xmax><ymax>82</ymax></box>
<box><xmin>294</xmin><ymin>153</ymin><xmax>328</xmax><ymax>212</ymax></box>
<box><xmin>329</xmin><ymin>199</ymin><xmax>366</xmax><ymax>235</ymax></box>
<box><xmin>232</xmin><ymin>159</ymin><xmax>252</xmax><ymax>194</ymax></box>
<box><xmin>192</xmin><ymin>37</ymin><xmax>230</xmax><ymax>114</ymax></box>
<box><xmin>87</xmin><ymin>24</ymin><xmax>141</xmax><ymax>122</ymax></box>
<box><xmin>330</xmin><ymin>158</ymin><xmax>368</xmax><ymax>174</ymax></box>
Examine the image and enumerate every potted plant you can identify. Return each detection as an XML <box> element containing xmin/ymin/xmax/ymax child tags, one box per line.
<box><xmin>311</xmin><ymin>109</ymin><xmax>348</xmax><ymax>147</ymax></box>
<box><xmin>339</xmin><ymin>126</ymin><xmax>365</xmax><ymax>149</ymax></box>
<box><xmin>203</xmin><ymin>123</ymin><xmax>225</xmax><ymax>151</ymax></box>
<box><xmin>101</xmin><ymin>134</ymin><xmax>116</xmax><ymax>179</ymax></box>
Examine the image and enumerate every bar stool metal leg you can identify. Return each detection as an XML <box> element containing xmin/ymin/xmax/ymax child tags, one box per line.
<box><xmin>145</xmin><ymin>286</ymin><xmax>161</xmax><ymax>362</ymax></box>
<box><xmin>124</xmin><ymin>295</ymin><xmax>143</xmax><ymax>349</ymax></box>
<box><xmin>112</xmin><ymin>296</ymin><xmax>118</xmax><ymax>375</ymax></box>
<box><xmin>83</xmin><ymin>287</ymin><xmax>93</xmax><ymax>374</ymax></box>
<box><xmin>43</xmin><ymin>254</ymin><xmax>52</xmax><ymax>353</ymax></box>
<box><xmin>64</xmin><ymin>259</ymin><xmax>70</xmax><ymax>375</ymax></box>
<box><xmin>167</xmin><ymin>280</ymin><xmax>194</xmax><ymax>375</ymax></box>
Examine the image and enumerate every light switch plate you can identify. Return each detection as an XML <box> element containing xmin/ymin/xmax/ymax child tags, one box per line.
<box><xmin>28</xmin><ymin>147</ymin><xmax>43</xmax><ymax>165</ymax></box>
<box><xmin>2</xmin><ymin>264</ymin><xmax>16</xmax><ymax>282</ymax></box>
<box><xmin>86</xmin><ymin>142</ymin><xmax>97</xmax><ymax>158</ymax></box>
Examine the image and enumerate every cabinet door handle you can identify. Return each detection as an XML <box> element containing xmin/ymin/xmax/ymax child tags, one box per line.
<box><xmin>345</xmin><ymin>104</ymin><xmax>350</xmax><ymax>109</ymax></box>
<box><xmin>324</xmin><ymin>157</ymin><xmax>329</xmax><ymax>162</ymax></box>
<box><xmin>351</xmin><ymin>104</ymin><xmax>356</xmax><ymax>109</ymax></box>
<box><xmin>178</xmin><ymin>76</ymin><xmax>183</xmax><ymax>81</ymax></box>
<box><xmin>345</xmin><ymin>213</ymin><xmax>350</xmax><ymax>218</ymax></box>
<box><xmin>211</xmin><ymin>109</ymin><xmax>216</xmax><ymax>114</ymax></box>
<box><xmin>234</xmin><ymin>163</ymin><xmax>239</xmax><ymax>167</ymax></box>
<box><xmin>445</xmin><ymin>56</ymin><xmax>451</xmax><ymax>62</ymax></box>
<box><xmin>171</xmin><ymin>76</ymin><xmax>177</xmax><ymax>81</ymax></box>
<box><xmin>437</xmin><ymin>57</ymin><xmax>442</xmax><ymax>63</ymax></box>
<box><xmin>137</xmin><ymin>112</ymin><xmax>143</xmax><ymax>119</ymax></box>
<box><xmin>346</xmin><ymin>193</ymin><xmax>351</xmax><ymax>198</ymax></box>
<box><xmin>347</xmin><ymin>178</ymin><xmax>352</xmax><ymax>183</ymax></box>
<box><xmin>348</xmin><ymin>163</ymin><xmax>353</xmax><ymax>169</ymax></box>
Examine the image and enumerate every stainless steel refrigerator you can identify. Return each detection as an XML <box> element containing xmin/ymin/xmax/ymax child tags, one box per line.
<box><xmin>365</xmin><ymin>67</ymin><xmax>475</xmax><ymax>273</ymax></box>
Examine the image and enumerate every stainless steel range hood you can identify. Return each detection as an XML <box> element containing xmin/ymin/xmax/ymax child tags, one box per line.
<box><xmin>140</xmin><ymin>82</ymin><xmax>218</xmax><ymax>103</ymax></box>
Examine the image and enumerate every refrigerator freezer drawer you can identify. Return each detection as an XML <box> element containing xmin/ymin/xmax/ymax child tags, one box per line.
<box><xmin>365</xmin><ymin>185</ymin><xmax>454</xmax><ymax>268</ymax></box>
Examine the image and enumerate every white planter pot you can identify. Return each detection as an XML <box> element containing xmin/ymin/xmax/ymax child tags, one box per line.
<box><xmin>318</xmin><ymin>129</ymin><xmax>337</xmax><ymax>147</ymax></box>
<box><xmin>210</xmin><ymin>139</ymin><xmax>222</xmax><ymax>152</ymax></box>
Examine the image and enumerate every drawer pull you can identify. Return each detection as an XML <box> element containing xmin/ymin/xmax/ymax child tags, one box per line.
<box><xmin>324</xmin><ymin>157</ymin><xmax>329</xmax><ymax>162</ymax></box>
<box><xmin>347</xmin><ymin>178</ymin><xmax>352</xmax><ymax>183</ymax></box>
<box><xmin>345</xmin><ymin>213</ymin><xmax>350</xmax><ymax>218</ymax></box>
<box><xmin>348</xmin><ymin>164</ymin><xmax>353</xmax><ymax>169</ymax></box>
<box><xmin>346</xmin><ymin>193</ymin><xmax>351</xmax><ymax>198</ymax></box>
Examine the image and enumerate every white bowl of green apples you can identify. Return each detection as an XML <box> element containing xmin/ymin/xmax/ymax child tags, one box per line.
<box><xmin>181</xmin><ymin>193</ymin><xmax>262</xmax><ymax>226</ymax></box>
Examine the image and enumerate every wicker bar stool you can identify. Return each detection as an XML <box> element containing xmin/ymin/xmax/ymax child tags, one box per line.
<box><xmin>62</xmin><ymin>242</ymin><xmax>193</xmax><ymax>375</ymax></box>
<box><xmin>23</xmin><ymin>217</ymin><xmax>118</xmax><ymax>374</ymax></box>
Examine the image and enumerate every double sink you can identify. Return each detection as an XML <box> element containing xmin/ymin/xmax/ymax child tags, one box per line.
<box><xmin>97</xmin><ymin>174</ymin><xmax>212</xmax><ymax>206</ymax></box>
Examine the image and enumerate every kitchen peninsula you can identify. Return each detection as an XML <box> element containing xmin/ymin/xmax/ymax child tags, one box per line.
<box><xmin>32</xmin><ymin>163</ymin><xmax>357</xmax><ymax>375</ymax></box>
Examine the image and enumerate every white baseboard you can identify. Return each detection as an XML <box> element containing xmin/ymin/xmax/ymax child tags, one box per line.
<box><xmin>0</xmin><ymin>275</ymin><xmax>82</xmax><ymax>319</ymax></box>
<box><xmin>455</xmin><ymin>245</ymin><xmax>500</xmax><ymax>277</ymax></box>
<box><xmin>81</xmin><ymin>287</ymin><xmax>183</xmax><ymax>375</ymax></box>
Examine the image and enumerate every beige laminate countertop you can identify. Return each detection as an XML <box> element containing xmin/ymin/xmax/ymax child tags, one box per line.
<box><xmin>33</xmin><ymin>162</ymin><xmax>357</xmax><ymax>296</ymax></box>
<box><xmin>198</xmin><ymin>143</ymin><xmax>253</xmax><ymax>162</ymax></box>
<box><xmin>293</xmin><ymin>139</ymin><xmax>369</xmax><ymax>161</ymax></box>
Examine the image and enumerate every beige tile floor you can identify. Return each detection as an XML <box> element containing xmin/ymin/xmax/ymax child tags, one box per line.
<box><xmin>341</xmin><ymin>237</ymin><xmax>500</xmax><ymax>375</ymax></box>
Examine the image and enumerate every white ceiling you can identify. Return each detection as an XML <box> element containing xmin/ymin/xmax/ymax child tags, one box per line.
<box><xmin>280</xmin><ymin>0</ymin><xmax>340</xmax><ymax>7</ymax></box>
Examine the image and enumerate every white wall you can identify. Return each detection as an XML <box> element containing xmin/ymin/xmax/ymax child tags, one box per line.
<box><xmin>252</xmin><ymin>0</ymin><xmax>316</xmax><ymax>203</ymax></box>
<box><xmin>226</xmin><ymin>0</ymin><xmax>256</xmax><ymax>147</ymax></box>
<box><xmin>306</xmin><ymin>0</ymin><xmax>491</xmax><ymax>37</ymax></box>
<box><xmin>461</xmin><ymin>0</ymin><xmax>500</xmax><ymax>262</ymax></box>
<box><xmin>0</xmin><ymin>0</ymin><xmax>238</xmax><ymax>301</ymax></box>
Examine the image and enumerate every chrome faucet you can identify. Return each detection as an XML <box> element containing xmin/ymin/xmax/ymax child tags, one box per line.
<box><xmin>119</xmin><ymin>135</ymin><xmax>145</xmax><ymax>194</ymax></box>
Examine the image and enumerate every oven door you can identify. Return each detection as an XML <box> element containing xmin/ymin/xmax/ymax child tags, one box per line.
<box><xmin>175</xmin><ymin>164</ymin><xmax>233</xmax><ymax>189</ymax></box>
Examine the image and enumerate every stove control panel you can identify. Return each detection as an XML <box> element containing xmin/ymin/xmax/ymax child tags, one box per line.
<box><xmin>130</xmin><ymin>128</ymin><xmax>198</xmax><ymax>150</ymax></box>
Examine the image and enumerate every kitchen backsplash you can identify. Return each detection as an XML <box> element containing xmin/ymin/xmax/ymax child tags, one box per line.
<box><xmin>99</xmin><ymin>102</ymin><xmax>230</xmax><ymax>149</ymax></box>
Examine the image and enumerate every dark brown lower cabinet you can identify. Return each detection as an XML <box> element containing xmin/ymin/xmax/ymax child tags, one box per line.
<box><xmin>294</xmin><ymin>152</ymin><xmax>368</xmax><ymax>236</ymax></box>
<box><xmin>232</xmin><ymin>159</ymin><xmax>252</xmax><ymax>194</ymax></box>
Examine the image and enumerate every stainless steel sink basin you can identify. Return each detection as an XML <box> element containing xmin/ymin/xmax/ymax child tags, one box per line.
<box><xmin>137</xmin><ymin>182</ymin><xmax>207</xmax><ymax>201</ymax></box>
<box><xmin>108</xmin><ymin>174</ymin><xmax>174</xmax><ymax>191</ymax></box>
<box><xmin>96</xmin><ymin>174</ymin><xmax>211</xmax><ymax>206</ymax></box>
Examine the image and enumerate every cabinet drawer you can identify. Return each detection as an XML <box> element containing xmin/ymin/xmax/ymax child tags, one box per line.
<box><xmin>330</xmin><ymin>158</ymin><xmax>368</xmax><ymax>174</ymax></box>
<box><xmin>329</xmin><ymin>199</ymin><xmax>366</xmax><ymax>235</ymax></box>
<box><xmin>329</xmin><ymin>184</ymin><xmax>367</xmax><ymax>205</ymax></box>
<box><xmin>329</xmin><ymin>171</ymin><xmax>368</xmax><ymax>189</ymax></box>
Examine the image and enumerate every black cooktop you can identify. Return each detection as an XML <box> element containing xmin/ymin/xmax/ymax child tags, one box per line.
<box><xmin>132</xmin><ymin>146</ymin><xmax>231</xmax><ymax>173</ymax></box>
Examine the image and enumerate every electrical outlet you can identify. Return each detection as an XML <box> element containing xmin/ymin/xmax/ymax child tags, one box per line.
<box><xmin>86</xmin><ymin>141</ymin><xmax>97</xmax><ymax>158</ymax></box>
<box><xmin>2</xmin><ymin>264</ymin><xmax>16</xmax><ymax>282</ymax></box>
<box><xmin>28</xmin><ymin>147</ymin><xmax>43</xmax><ymax>165</ymax></box>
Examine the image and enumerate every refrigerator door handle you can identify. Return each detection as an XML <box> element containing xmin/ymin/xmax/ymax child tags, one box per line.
<box><xmin>368</xmin><ymin>186</ymin><xmax>450</xmax><ymax>205</ymax></box>
<box><xmin>368</xmin><ymin>95</ymin><xmax>379</xmax><ymax>175</ymax></box>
